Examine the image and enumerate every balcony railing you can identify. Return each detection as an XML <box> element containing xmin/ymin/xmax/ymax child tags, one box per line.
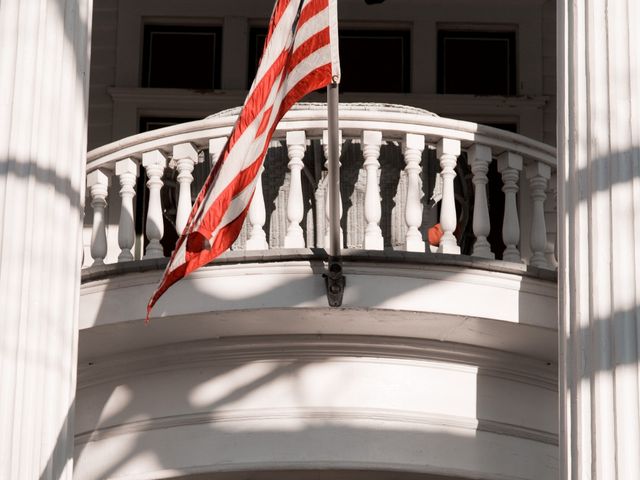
<box><xmin>84</xmin><ymin>103</ymin><xmax>557</xmax><ymax>269</ymax></box>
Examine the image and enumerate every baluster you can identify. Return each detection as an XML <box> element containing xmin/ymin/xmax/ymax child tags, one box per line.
<box><xmin>115</xmin><ymin>158</ymin><xmax>138</xmax><ymax>262</ymax></box>
<box><xmin>87</xmin><ymin>169</ymin><xmax>110</xmax><ymax>266</ymax></box>
<box><xmin>209</xmin><ymin>137</ymin><xmax>227</xmax><ymax>169</ymax></box>
<box><xmin>403</xmin><ymin>133</ymin><xmax>426</xmax><ymax>252</ymax></box>
<box><xmin>142</xmin><ymin>150</ymin><xmax>168</xmax><ymax>259</ymax></box>
<box><xmin>437</xmin><ymin>138</ymin><xmax>461</xmax><ymax>254</ymax></box>
<box><xmin>498</xmin><ymin>151</ymin><xmax>523</xmax><ymax>263</ymax></box>
<box><xmin>284</xmin><ymin>131</ymin><xmax>306</xmax><ymax>248</ymax></box>
<box><xmin>527</xmin><ymin>161</ymin><xmax>551</xmax><ymax>268</ymax></box>
<box><xmin>322</xmin><ymin>130</ymin><xmax>343</xmax><ymax>248</ymax></box>
<box><xmin>245</xmin><ymin>164</ymin><xmax>269</xmax><ymax>250</ymax></box>
<box><xmin>469</xmin><ymin>144</ymin><xmax>494</xmax><ymax>258</ymax></box>
<box><xmin>362</xmin><ymin>130</ymin><xmax>383</xmax><ymax>250</ymax></box>
<box><xmin>545</xmin><ymin>172</ymin><xmax>558</xmax><ymax>268</ymax></box>
<box><xmin>173</xmin><ymin>143</ymin><xmax>200</xmax><ymax>234</ymax></box>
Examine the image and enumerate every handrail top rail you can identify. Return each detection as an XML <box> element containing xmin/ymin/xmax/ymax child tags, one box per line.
<box><xmin>87</xmin><ymin>102</ymin><xmax>557</xmax><ymax>173</ymax></box>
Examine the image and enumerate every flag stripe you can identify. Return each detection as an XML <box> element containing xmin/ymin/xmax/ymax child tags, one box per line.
<box><xmin>196</xmin><ymin>32</ymin><xmax>331</xmax><ymax>233</ymax></box>
<box><xmin>297</xmin><ymin>0</ymin><xmax>329</xmax><ymax>32</ymax></box>
<box><xmin>147</xmin><ymin>0</ymin><xmax>340</xmax><ymax>320</ymax></box>
<box><xmin>294</xmin><ymin>1</ymin><xmax>330</xmax><ymax>48</ymax></box>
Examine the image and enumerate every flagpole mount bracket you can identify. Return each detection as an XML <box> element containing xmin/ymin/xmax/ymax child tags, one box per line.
<box><xmin>323</xmin><ymin>257</ymin><xmax>345</xmax><ymax>307</ymax></box>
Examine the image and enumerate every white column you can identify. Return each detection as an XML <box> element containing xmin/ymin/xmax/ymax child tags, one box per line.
<box><xmin>498</xmin><ymin>152</ymin><xmax>523</xmax><ymax>263</ymax></box>
<box><xmin>245</xmin><ymin>165</ymin><xmax>269</xmax><ymax>250</ymax></box>
<box><xmin>362</xmin><ymin>130</ymin><xmax>384</xmax><ymax>250</ymax></box>
<box><xmin>115</xmin><ymin>158</ymin><xmax>138</xmax><ymax>262</ymax></box>
<box><xmin>526</xmin><ymin>161</ymin><xmax>551</xmax><ymax>268</ymax></box>
<box><xmin>437</xmin><ymin>138</ymin><xmax>461</xmax><ymax>254</ymax></box>
<box><xmin>209</xmin><ymin>137</ymin><xmax>227</xmax><ymax>169</ymax></box>
<box><xmin>0</xmin><ymin>0</ymin><xmax>93</xmax><ymax>478</ymax></box>
<box><xmin>559</xmin><ymin>1</ymin><xmax>640</xmax><ymax>479</ymax></box>
<box><xmin>284</xmin><ymin>131</ymin><xmax>306</xmax><ymax>248</ymax></box>
<box><xmin>322</xmin><ymin>129</ymin><xmax>343</xmax><ymax>249</ymax></box>
<box><xmin>173</xmin><ymin>142</ymin><xmax>200</xmax><ymax>235</ymax></box>
<box><xmin>142</xmin><ymin>150</ymin><xmax>167</xmax><ymax>259</ymax></box>
<box><xmin>469</xmin><ymin>144</ymin><xmax>494</xmax><ymax>259</ymax></box>
<box><xmin>403</xmin><ymin>133</ymin><xmax>426</xmax><ymax>252</ymax></box>
<box><xmin>87</xmin><ymin>169</ymin><xmax>110</xmax><ymax>265</ymax></box>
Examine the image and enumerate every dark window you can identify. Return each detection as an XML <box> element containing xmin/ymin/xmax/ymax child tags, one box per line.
<box><xmin>248</xmin><ymin>28</ymin><xmax>268</xmax><ymax>87</ymax></box>
<box><xmin>248</xmin><ymin>28</ymin><xmax>410</xmax><ymax>93</ymax></box>
<box><xmin>139</xmin><ymin>116</ymin><xmax>199</xmax><ymax>132</ymax></box>
<box><xmin>142</xmin><ymin>25</ymin><xmax>222</xmax><ymax>89</ymax></box>
<box><xmin>438</xmin><ymin>30</ymin><xmax>516</xmax><ymax>95</ymax></box>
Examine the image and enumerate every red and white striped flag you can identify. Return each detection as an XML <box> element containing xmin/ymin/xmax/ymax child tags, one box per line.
<box><xmin>146</xmin><ymin>0</ymin><xmax>340</xmax><ymax>320</ymax></box>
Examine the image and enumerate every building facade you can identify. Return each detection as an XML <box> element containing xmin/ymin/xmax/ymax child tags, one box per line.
<box><xmin>0</xmin><ymin>0</ymin><xmax>638</xmax><ymax>479</ymax></box>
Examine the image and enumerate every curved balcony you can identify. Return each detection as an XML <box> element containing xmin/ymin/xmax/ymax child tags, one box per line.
<box><xmin>84</xmin><ymin>102</ymin><xmax>557</xmax><ymax>264</ymax></box>
<box><xmin>77</xmin><ymin>104</ymin><xmax>559</xmax><ymax>480</ymax></box>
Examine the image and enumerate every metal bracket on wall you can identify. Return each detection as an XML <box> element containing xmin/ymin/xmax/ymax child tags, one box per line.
<box><xmin>323</xmin><ymin>257</ymin><xmax>345</xmax><ymax>307</ymax></box>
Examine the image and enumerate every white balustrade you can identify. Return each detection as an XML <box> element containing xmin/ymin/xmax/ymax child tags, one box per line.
<box><xmin>437</xmin><ymin>138</ymin><xmax>461</xmax><ymax>254</ymax></box>
<box><xmin>362</xmin><ymin>130</ymin><xmax>384</xmax><ymax>250</ymax></box>
<box><xmin>245</xmin><ymin>165</ymin><xmax>269</xmax><ymax>250</ymax></box>
<box><xmin>403</xmin><ymin>134</ymin><xmax>426</xmax><ymax>252</ymax></box>
<box><xmin>87</xmin><ymin>169</ymin><xmax>110</xmax><ymax>266</ymax></box>
<box><xmin>115</xmin><ymin>158</ymin><xmax>138</xmax><ymax>262</ymax></box>
<box><xmin>142</xmin><ymin>150</ymin><xmax>168</xmax><ymax>259</ymax></box>
<box><xmin>284</xmin><ymin>131</ymin><xmax>307</xmax><ymax>248</ymax></box>
<box><xmin>322</xmin><ymin>130</ymin><xmax>343</xmax><ymax>249</ymax></box>
<box><xmin>173</xmin><ymin>142</ymin><xmax>201</xmax><ymax>235</ymax></box>
<box><xmin>498</xmin><ymin>152</ymin><xmax>523</xmax><ymax>263</ymax></box>
<box><xmin>526</xmin><ymin>161</ymin><xmax>551</xmax><ymax>268</ymax></box>
<box><xmin>545</xmin><ymin>172</ymin><xmax>558</xmax><ymax>268</ymax></box>
<box><xmin>209</xmin><ymin>137</ymin><xmax>227</xmax><ymax>168</ymax></box>
<box><xmin>83</xmin><ymin>104</ymin><xmax>557</xmax><ymax>270</ymax></box>
<box><xmin>468</xmin><ymin>144</ymin><xmax>494</xmax><ymax>259</ymax></box>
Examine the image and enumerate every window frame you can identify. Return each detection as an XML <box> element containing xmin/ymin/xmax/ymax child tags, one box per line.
<box><xmin>141</xmin><ymin>24</ymin><xmax>223</xmax><ymax>89</ymax></box>
<box><xmin>437</xmin><ymin>29</ymin><xmax>517</xmax><ymax>96</ymax></box>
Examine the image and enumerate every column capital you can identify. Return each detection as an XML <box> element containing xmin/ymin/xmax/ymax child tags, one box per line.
<box><xmin>142</xmin><ymin>149</ymin><xmax>168</xmax><ymax>168</ymax></box>
<box><xmin>436</xmin><ymin>138</ymin><xmax>461</xmax><ymax>158</ymax></box>
<box><xmin>497</xmin><ymin>151</ymin><xmax>523</xmax><ymax>172</ymax></box>
<box><xmin>115</xmin><ymin>158</ymin><xmax>139</xmax><ymax>176</ymax></box>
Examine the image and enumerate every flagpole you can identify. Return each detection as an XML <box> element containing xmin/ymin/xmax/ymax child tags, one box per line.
<box><xmin>324</xmin><ymin>80</ymin><xmax>345</xmax><ymax>306</ymax></box>
<box><xmin>327</xmin><ymin>81</ymin><xmax>340</xmax><ymax>258</ymax></box>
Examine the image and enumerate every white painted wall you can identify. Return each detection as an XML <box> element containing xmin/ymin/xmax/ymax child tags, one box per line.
<box><xmin>76</xmin><ymin>255</ymin><xmax>558</xmax><ymax>479</ymax></box>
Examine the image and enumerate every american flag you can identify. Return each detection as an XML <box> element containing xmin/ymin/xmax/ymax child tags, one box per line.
<box><xmin>147</xmin><ymin>0</ymin><xmax>340</xmax><ymax>320</ymax></box>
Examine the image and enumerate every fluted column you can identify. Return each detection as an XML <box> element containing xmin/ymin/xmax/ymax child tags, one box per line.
<box><xmin>173</xmin><ymin>142</ymin><xmax>200</xmax><ymax>234</ymax></box>
<box><xmin>322</xmin><ymin>129</ymin><xmax>343</xmax><ymax>249</ymax></box>
<box><xmin>469</xmin><ymin>144</ymin><xmax>494</xmax><ymax>258</ymax></box>
<box><xmin>403</xmin><ymin>133</ymin><xmax>426</xmax><ymax>252</ymax></box>
<box><xmin>284</xmin><ymin>131</ymin><xmax>306</xmax><ymax>248</ymax></box>
<box><xmin>526</xmin><ymin>162</ymin><xmax>551</xmax><ymax>268</ymax></box>
<box><xmin>142</xmin><ymin>150</ymin><xmax>167</xmax><ymax>259</ymax></box>
<box><xmin>362</xmin><ymin>130</ymin><xmax>384</xmax><ymax>250</ymax></box>
<box><xmin>0</xmin><ymin>1</ymin><xmax>93</xmax><ymax>479</ymax></box>
<box><xmin>115</xmin><ymin>158</ymin><xmax>138</xmax><ymax>262</ymax></box>
<box><xmin>498</xmin><ymin>152</ymin><xmax>523</xmax><ymax>263</ymax></box>
<box><xmin>437</xmin><ymin>138</ymin><xmax>461</xmax><ymax>254</ymax></box>
<box><xmin>245</xmin><ymin>165</ymin><xmax>268</xmax><ymax>250</ymax></box>
<box><xmin>559</xmin><ymin>0</ymin><xmax>640</xmax><ymax>478</ymax></box>
<box><xmin>87</xmin><ymin>170</ymin><xmax>110</xmax><ymax>265</ymax></box>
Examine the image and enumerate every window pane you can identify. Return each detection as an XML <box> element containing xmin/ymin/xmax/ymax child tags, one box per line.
<box><xmin>438</xmin><ymin>30</ymin><xmax>516</xmax><ymax>95</ymax></box>
<box><xmin>339</xmin><ymin>30</ymin><xmax>410</xmax><ymax>93</ymax></box>
<box><xmin>142</xmin><ymin>25</ymin><xmax>222</xmax><ymax>89</ymax></box>
<box><xmin>248</xmin><ymin>28</ymin><xmax>410</xmax><ymax>93</ymax></box>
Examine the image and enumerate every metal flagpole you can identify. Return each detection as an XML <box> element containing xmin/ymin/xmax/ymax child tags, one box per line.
<box><xmin>327</xmin><ymin>82</ymin><xmax>340</xmax><ymax>258</ymax></box>
<box><xmin>324</xmin><ymin>80</ymin><xmax>345</xmax><ymax>306</ymax></box>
